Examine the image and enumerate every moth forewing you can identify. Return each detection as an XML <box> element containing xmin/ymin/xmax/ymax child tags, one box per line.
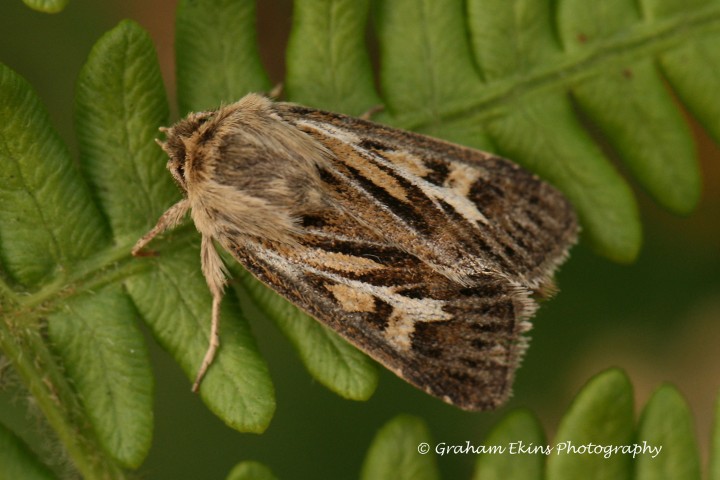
<box><xmin>134</xmin><ymin>93</ymin><xmax>577</xmax><ymax>410</ymax></box>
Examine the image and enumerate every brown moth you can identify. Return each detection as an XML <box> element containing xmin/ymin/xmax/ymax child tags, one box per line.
<box><xmin>132</xmin><ymin>93</ymin><xmax>577</xmax><ymax>411</ymax></box>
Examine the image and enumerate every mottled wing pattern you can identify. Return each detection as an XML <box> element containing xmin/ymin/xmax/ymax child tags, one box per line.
<box><xmin>222</xmin><ymin>208</ymin><xmax>535</xmax><ymax>410</ymax></box>
<box><xmin>275</xmin><ymin>104</ymin><xmax>578</xmax><ymax>294</ymax></box>
<box><xmin>144</xmin><ymin>94</ymin><xmax>577</xmax><ymax>408</ymax></box>
<box><xmin>207</xmin><ymin>100</ymin><xmax>578</xmax><ymax>409</ymax></box>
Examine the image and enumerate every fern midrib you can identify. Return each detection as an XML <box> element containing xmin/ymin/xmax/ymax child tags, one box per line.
<box><xmin>119</xmin><ymin>35</ymin><xmax>157</xmax><ymax>228</ymax></box>
<box><xmin>0</xmin><ymin>120</ymin><xmax>65</xmax><ymax>273</ymax></box>
<box><xmin>0</xmin><ymin>223</ymin><xmax>198</xmax><ymax>313</ymax></box>
<box><xmin>327</xmin><ymin>0</ymin><xmax>339</xmax><ymax>99</ymax></box>
<box><xmin>399</xmin><ymin>2</ymin><xmax>720</xmax><ymax>130</ymax></box>
<box><xmin>418</xmin><ymin>0</ymin><xmax>440</xmax><ymax>120</ymax></box>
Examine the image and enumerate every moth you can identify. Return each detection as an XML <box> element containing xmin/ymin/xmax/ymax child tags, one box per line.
<box><xmin>132</xmin><ymin>93</ymin><xmax>578</xmax><ymax>411</ymax></box>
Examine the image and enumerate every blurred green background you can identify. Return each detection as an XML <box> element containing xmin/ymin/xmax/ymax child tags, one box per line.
<box><xmin>1</xmin><ymin>1</ymin><xmax>718</xmax><ymax>479</ymax></box>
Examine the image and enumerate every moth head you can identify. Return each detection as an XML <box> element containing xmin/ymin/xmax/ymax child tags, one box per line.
<box><xmin>156</xmin><ymin>110</ymin><xmax>216</xmax><ymax>192</ymax></box>
<box><xmin>155</xmin><ymin>94</ymin><xmax>334</xmax><ymax>243</ymax></box>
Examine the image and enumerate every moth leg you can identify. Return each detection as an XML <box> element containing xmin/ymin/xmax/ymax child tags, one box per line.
<box><xmin>131</xmin><ymin>198</ymin><xmax>190</xmax><ymax>256</ymax></box>
<box><xmin>359</xmin><ymin>104</ymin><xmax>385</xmax><ymax>121</ymax></box>
<box><xmin>192</xmin><ymin>235</ymin><xmax>228</xmax><ymax>392</ymax></box>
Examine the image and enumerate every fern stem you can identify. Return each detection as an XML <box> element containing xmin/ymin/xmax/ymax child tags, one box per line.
<box><xmin>394</xmin><ymin>1</ymin><xmax>720</xmax><ymax>130</ymax></box>
<box><xmin>0</xmin><ymin>315</ymin><xmax>128</xmax><ymax>479</ymax></box>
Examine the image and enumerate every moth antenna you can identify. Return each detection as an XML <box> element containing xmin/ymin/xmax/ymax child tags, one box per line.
<box><xmin>359</xmin><ymin>104</ymin><xmax>385</xmax><ymax>121</ymax></box>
